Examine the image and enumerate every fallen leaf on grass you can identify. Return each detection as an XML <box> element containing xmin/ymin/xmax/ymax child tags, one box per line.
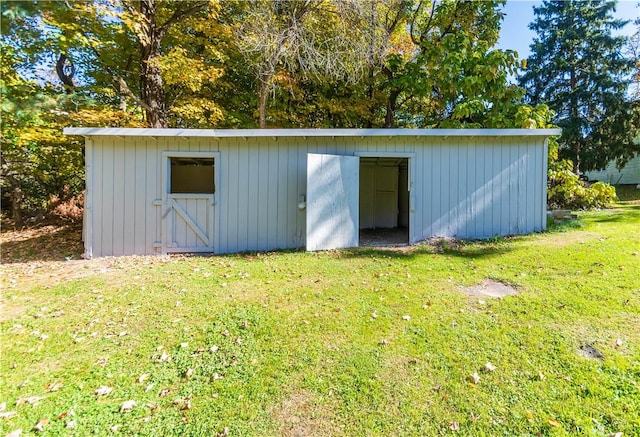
<box><xmin>159</xmin><ymin>389</ymin><xmax>170</xmax><ymax>398</ymax></box>
<box><xmin>45</xmin><ymin>382</ymin><xmax>63</xmax><ymax>392</ymax></box>
<box><xmin>110</xmin><ymin>425</ymin><xmax>121</xmax><ymax>432</ymax></box>
<box><xmin>526</xmin><ymin>411</ymin><xmax>534</xmax><ymax>420</ymax></box>
<box><xmin>548</xmin><ymin>418</ymin><xmax>560</xmax><ymax>427</ymax></box>
<box><xmin>6</xmin><ymin>429</ymin><xmax>22</xmax><ymax>437</ymax></box>
<box><xmin>16</xmin><ymin>396</ymin><xmax>45</xmax><ymax>407</ymax></box>
<box><xmin>449</xmin><ymin>421</ymin><xmax>459</xmax><ymax>431</ymax></box>
<box><xmin>402</xmin><ymin>315</ymin><xmax>411</xmax><ymax>321</ymax></box>
<box><xmin>484</xmin><ymin>362</ymin><xmax>496</xmax><ymax>372</ymax></box>
<box><xmin>94</xmin><ymin>386</ymin><xmax>113</xmax><ymax>396</ymax></box>
<box><xmin>56</xmin><ymin>409</ymin><xmax>74</xmax><ymax>419</ymax></box>
<box><xmin>138</xmin><ymin>374</ymin><xmax>150</xmax><ymax>384</ymax></box>
<box><xmin>185</xmin><ymin>368</ymin><xmax>194</xmax><ymax>378</ymax></box>
<box><xmin>173</xmin><ymin>398</ymin><xmax>192</xmax><ymax>411</ymax></box>
<box><xmin>469</xmin><ymin>373</ymin><xmax>481</xmax><ymax>385</ymax></box>
<box><xmin>33</xmin><ymin>418</ymin><xmax>48</xmax><ymax>432</ymax></box>
<box><xmin>210</xmin><ymin>345</ymin><xmax>219</xmax><ymax>353</ymax></box>
<box><xmin>66</xmin><ymin>420</ymin><xmax>76</xmax><ymax>428</ymax></box>
<box><xmin>371</xmin><ymin>311</ymin><xmax>378</xmax><ymax>319</ymax></box>
<box><xmin>470</xmin><ymin>413</ymin><xmax>480</xmax><ymax>422</ymax></box>
<box><xmin>538</xmin><ymin>371</ymin><xmax>546</xmax><ymax>381</ymax></box>
<box><xmin>0</xmin><ymin>411</ymin><xmax>18</xmax><ymax>419</ymax></box>
<box><xmin>615</xmin><ymin>339</ymin><xmax>623</xmax><ymax>347</ymax></box>
<box><xmin>156</xmin><ymin>351</ymin><xmax>171</xmax><ymax>363</ymax></box>
<box><xmin>120</xmin><ymin>400</ymin><xmax>137</xmax><ymax>413</ymax></box>
<box><xmin>608</xmin><ymin>433</ymin><xmax>623</xmax><ymax>437</ymax></box>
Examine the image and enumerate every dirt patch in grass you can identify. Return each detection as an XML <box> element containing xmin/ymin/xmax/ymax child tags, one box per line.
<box><xmin>273</xmin><ymin>389</ymin><xmax>336</xmax><ymax>437</ymax></box>
<box><xmin>578</xmin><ymin>343</ymin><xmax>604</xmax><ymax>361</ymax></box>
<box><xmin>463</xmin><ymin>279</ymin><xmax>519</xmax><ymax>298</ymax></box>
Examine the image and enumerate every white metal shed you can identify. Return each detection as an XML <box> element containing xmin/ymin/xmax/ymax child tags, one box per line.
<box><xmin>64</xmin><ymin>128</ymin><xmax>560</xmax><ymax>258</ymax></box>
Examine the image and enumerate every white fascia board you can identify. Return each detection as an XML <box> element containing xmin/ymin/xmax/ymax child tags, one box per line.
<box><xmin>64</xmin><ymin>127</ymin><xmax>562</xmax><ymax>138</ymax></box>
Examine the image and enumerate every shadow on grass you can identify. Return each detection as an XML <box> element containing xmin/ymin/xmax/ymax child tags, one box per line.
<box><xmin>0</xmin><ymin>221</ymin><xmax>83</xmax><ymax>264</ymax></box>
<box><xmin>586</xmin><ymin>205</ymin><xmax>640</xmax><ymax>224</ymax></box>
<box><xmin>340</xmin><ymin>237</ymin><xmax>516</xmax><ymax>260</ymax></box>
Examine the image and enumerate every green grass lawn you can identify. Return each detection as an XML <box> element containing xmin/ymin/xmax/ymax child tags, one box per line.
<box><xmin>1</xmin><ymin>198</ymin><xmax>639</xmax><ymax>436</ymax></box>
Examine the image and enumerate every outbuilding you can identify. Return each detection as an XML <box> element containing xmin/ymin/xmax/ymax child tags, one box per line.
<box><xmin>64</xmin><ymin>128</ymin><xmax>560</xmax><ymax>258</ymax></box>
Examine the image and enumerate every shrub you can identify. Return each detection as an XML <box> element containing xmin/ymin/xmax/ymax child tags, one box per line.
<box><xmin>548</xmin><ymin>159</ymin><xmax>617</xmax><ymax>210</ymax></box>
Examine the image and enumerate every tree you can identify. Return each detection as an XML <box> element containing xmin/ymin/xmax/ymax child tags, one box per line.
<box><xmin>41</xmin><ymin>0</ymin><xmax>221</xmax><ymax>128</ymax></box>
<box><xmin>629</xmin><ymin>13</ymin><xmax>640</xmax><ymax>99</ymax></box>
<box><xmin>234</xmin><ymin>0</ymin><xmax>376</xmax><ymax>128</ymax></box>
<box><xmin>519</xmin><ymin>0</ymin><xmax>639</xmax><ymax>173</ymax></box>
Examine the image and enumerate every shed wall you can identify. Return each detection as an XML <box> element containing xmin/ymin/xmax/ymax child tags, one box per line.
<box><xmin>584</xmin><ymin>154</ymin><xmax>640</xmax><ymax>185</ymax></box>
<box><xmin>85</xmin><ymin>135</ymin><xmax>547</xmax><ymax>257</ymax></box>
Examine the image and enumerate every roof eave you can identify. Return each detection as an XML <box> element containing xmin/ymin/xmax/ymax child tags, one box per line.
<box><xmin>63</xmin><ymin>127</ymin><xmax>562</xmax><ymax>138</ymax></box>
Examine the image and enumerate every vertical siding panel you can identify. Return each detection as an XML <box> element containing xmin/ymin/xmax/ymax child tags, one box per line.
<box><xmin>511</xmin><ymin>140</ymin><xmax>518</xmax><ymax>234</ymax></box>
<box><xmin>432</xmin><ymin>141</ymin><xmax>443</xmax><ymax>235</ymax></box>
<box><xmin>533</xmin><ymin>139</ymin><xmax>543</xmax><ymax>231</ymax></box>
<box><xmin>257</xmin><ymin>143</ymin><xmax>270</xmax><ymax>250</ymax></box>
<box><xmin>422</xmin><ymin>142</ymin><xmax>431</xmax><ymax>237</ymax></box>
<box><xmin>146</xmin><ymin>140</ymin><xmax>159</xmax><ymax>255</ymax></box>
<box><xmin>467</xmin><ymin>138</ymin><xmax>478</xmax><ymax>238</ymax></box>
<box><xmin>490</xmin><ymin>139</ymin><xmax>509</xmax><ymax>236</ymax></box>
<box><xmin>297</xmin><ymin>143</ymin><xmax>307</xmax><ymax>247</ymax></box>
<box><xmin>481</xmin><ymin>139</ymin><xmax>491</xmax><ymax>237</ymax></box>
<box><xmin>218</xmin><ymin>141</ymin><xmax>229</xmax><ymax>253</ymax></box>
<box><xmin>227</xmin><ymin>141</ymin><xmax>240</xmax><ymax>252</ymax></box>
<box><xmin>277</xmin><ymin>141</ymin><xmax>289</xmax><ymax>248</ymax></box>
<box><xmin>501</xmin><ymin>139</ymin><xmax>510</xmax><ymax>236</ymax></box>
<box><xmin>267</xmin><ymin>141</ymin><xmax>279</xmax><ymax>249</ymax></box>
<box><xmin>459</xmin><ymin>139</ymin><xmax>470</xmax><ymax>237</ymax></box>
<box><xmin>122</xmin><ymin>141</ymin><xmax>136</xmax><ymax>255</ymax></box>
<box><xmin>101</xmin><ymin>139</ymin><xmax>114</xmax><ymax>256</ymax></box>
<box><xmin>518</xmin><ymin>141</ymin><xmax>528</xmax><ymax>234</ymax></box>
<box><xmin>444</xmin><ymin>141</ymin><xmax>453</xmax><ymax>235</ymax></box>
<box><xmin>247</xmin><ymin>140</ymin><xmax>260</xmax><ymax>250</ymax></box>
<box><xmin>134</xmin><ymin>139</ymin><xmax>147</xmax><ymax>254</ymax></box>
<box><xmin>92</xmin><ymin>141</ymin><xmax>104</xmax><ymax>257</ymax></box>
<box><xmin>111</xmin><ymin>141</ymin><xmax>124</xmax><ymax>256</ymax></box>
<box><xmin>237</xmin><ymin>142</ymin><xmax>249</xmax><ymax>251</ymax></box>
<box><xmin>286</xmin><ymin>139</ymin><xmax>299</xmax><ymax>247</ymax></box>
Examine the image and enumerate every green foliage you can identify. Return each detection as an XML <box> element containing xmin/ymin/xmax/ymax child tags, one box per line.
<box><xmin>520</xmin><ymin>0</ymin><xmax>639</xmax><ymax>172</ymax></box>
<box><xmin>548</xmin><ymin>159</ymin><xmax>617</xmax><ymax>210</ymax></box>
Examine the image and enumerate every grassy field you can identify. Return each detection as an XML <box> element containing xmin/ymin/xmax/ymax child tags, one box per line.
<box><xmin>1</xmin><ymin>192</ymin><xmax>639</xmax><ymax>436</ymax></box>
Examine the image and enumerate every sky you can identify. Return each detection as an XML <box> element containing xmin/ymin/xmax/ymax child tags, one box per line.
<box><xmin>496</xmin><ymin>0</ymin><xmax>639</xmax><ymax>60</ymax></box>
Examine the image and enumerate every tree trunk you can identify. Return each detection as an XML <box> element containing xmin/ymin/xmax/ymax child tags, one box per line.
<box><xmin>55</xmin><ymin>54</ymin><xmax>75</xmax><ymax>93</ymax></box>
<box><xmin>384</xmin><ymin>88</ymin><xmax>400</xmax><ymax>128</ymax></box>
<box><xmin>258</xmin><ymin>77</ymin><xmax>271</xmax><ymax>129</ymax></box>
<box><xmin>140</xmin><ymin>0</ymin><xmax>168</xmax><ymax>128</ymax></box>
<box><xmin>11</xmin><ymin>186</ymin><xmax>23</xmax><ymax>228</ymax></box>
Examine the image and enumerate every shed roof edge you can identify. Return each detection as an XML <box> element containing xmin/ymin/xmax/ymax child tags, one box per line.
<box><xmin>63</xmin><ymin>127</ymin><xmax>562</xmax><ymax>138</ymax></box>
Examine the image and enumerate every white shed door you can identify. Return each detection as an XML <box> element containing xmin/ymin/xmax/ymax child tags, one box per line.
<box><xmin>306</xmin><ymin>153</ymin><xmax>359</xmax><ymax>251</ymax></box>
<box><xmin>162</xmin><ymin>155</ymin><xmax>216</xmax><ymax>253</ymax></box>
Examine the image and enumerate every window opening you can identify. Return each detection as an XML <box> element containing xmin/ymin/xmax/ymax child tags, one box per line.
<box><xmin>170</xmin><ymin>157</ymin><xmax>215</xmax><ymax>194</ymax></box>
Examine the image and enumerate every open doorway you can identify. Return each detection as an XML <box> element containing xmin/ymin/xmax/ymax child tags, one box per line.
<box><xmin>359</xmin><ymin>157</ymin><xmax>409</xmax><ymax>246</ymax></box>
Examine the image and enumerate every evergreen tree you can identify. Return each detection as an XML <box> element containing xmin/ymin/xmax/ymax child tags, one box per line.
<box><xmin>520</xmin><ymin>0</ymin><xmax>639</xmax><ymax>173</ymax></box>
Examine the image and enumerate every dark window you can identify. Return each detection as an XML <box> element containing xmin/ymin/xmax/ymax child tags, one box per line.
<box><xmin>170</xmin><ymin>157</ymin><xmax>215</xmax><ymax>194</ymax></box>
